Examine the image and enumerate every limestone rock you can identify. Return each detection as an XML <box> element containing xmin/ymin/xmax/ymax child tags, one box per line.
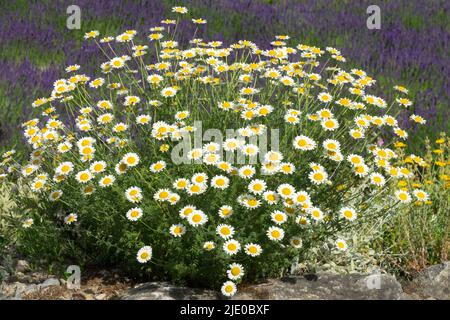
<box><xmin>15</xmin><ymin>260</ymin><xmax>30</xmax><ymax>273</ymax></box>
<box><xmin>38</xmin><ymin>278</ymin><xmax>60</xmax><ymax>290</ymax></box>
<box><xmin>121</xmin><ymin>273</ymin><xmax>405</xmax><ymax>300</ymax></box>
<box><xmin>122</xmin><ymin>282</ymin><xmax>221</xmax><ymax>300</ymax></box>
<box><xmin>405</xmin><ymin>262</ymin><xmax>450</xmax><ymax>300</ymax></box>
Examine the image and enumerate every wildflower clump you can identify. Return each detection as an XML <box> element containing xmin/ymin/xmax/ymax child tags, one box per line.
<box><xmin>0</xmin><ymin>6</ymin><xmax>431</xmax><ymax>296</ymax></box>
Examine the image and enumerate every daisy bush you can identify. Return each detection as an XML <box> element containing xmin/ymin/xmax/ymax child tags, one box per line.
<box><xmin>0</xmin><ymin>6</ymin><xmax>433</xmax><ymax>296</ymax></box>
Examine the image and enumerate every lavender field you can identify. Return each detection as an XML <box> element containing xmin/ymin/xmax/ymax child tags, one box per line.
<box><xmin>0</xmin><ymin>0</ymin><xmax>449</xmax><ymax>149</ymax></box>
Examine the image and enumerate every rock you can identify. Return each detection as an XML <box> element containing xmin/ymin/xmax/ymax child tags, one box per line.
<box><xmin>15</xmin><ymin>260</ymin><xmax>30</xmax><ymax>273</ymax></box>
<box><xmin>234</xmin><ymin>273</ymin><xmax>404</xmax><ymax>300</ymax></box>
<box><xmin>405</xmin><ymin>262</ymin><xmax>450</xmax><ymax>300</ymax></box>
<box><xmin>81</xmin><ymin>293</ymin><xmax>95</xmax><ymax>300</ymax></box>
<box><xmin>122</xmin><ymin>282</ymin><xmax>221</xmax><ymax>300</ymax></box>
<box><xmin>37</xmin><ymin>278</ymin><xmax>60</xmax><ymax>290</ymax></box>
<box><xmin>13</xmin><ymin>283</ymin><xmax>39</xmax><ymax>298</ymax></box>
<box><xmin>95</xmin><ymin>293</ymin><xmax>107</xmax><ymax>300</ymax></box>
<box><xmin>121</xmin><ymin>273</ymin><xmax>405</xmax><ymax>300</ymax></box>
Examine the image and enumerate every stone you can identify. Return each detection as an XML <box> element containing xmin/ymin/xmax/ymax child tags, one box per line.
<box><xmin>37</xmin><ymin>278</ymin><xmax>60</xmax><ymax>290</ymax></box>
<box><xmin>404</xmin><ymin>262</ymin><xmax>450</xmax><ymax>300</ymax></box>
<box><xmin>233</xmin><ymin>273</ymin><xmax>404</xmax><ymax>300</ymax></box>
<box><xmin>122</xmin><ymin>282</ymin><xmax>220</xmax><ymax>300</ymax></box>
<box><xmin>15</xmin><ymin>260</ymin><xmax>30</xmax><ymax>273</ymax></box>
<box><xmin>13</xmin><ymin>283</ymin><xmax>39</xmax><ymax>298</ymax></box>
<box><xmin>121</xmin><ymin>273</ymin><xmax>405</xmax><ymax>300</ymax></box>
<box><xmin>95</xmin><ymin>293</ymin><xmax>107</xmax><ymax>300</ymax></box>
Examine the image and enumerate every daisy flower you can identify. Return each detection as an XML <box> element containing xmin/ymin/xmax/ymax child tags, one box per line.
<box><xmin>267</xmin><ymin>226</ymin><xmax>285</xmax><ymax>241</ymax></box>
<box><xmin>218</xmin><ymin>205</ymin><xmax>233</xmax><ymax>218</ymax></box>
<box><xmin>115</xmin><ymin>162</ymin><xmax>128</xmax><ymax>175</ymax></box>
<box><xmin>192</xmin><ymin>172</ymin><xmax>208</xmax><ymax>185</ymax></box>
<box><xmin>203</xmin><ymin>142</ymin><xmax>220</xmax><ymax>154</ymax></box>
<box><xmin>126</xmin><ymin>207</ymin><xmax>143</xmax><ymax>221</ymax></box>
<box><xmin>293</xmin><ymin>135</ymin><xmax>316</xmax><ymax>151</ymax></box>
<box><xmin>296</xmin><ymin>215</ymin><xmax>310</xmax><ymax>226</ymax></box>
<box><xmin>244</xmin><ymin>243</ymin><xmax>262</xmax><ymax>257</ymax></box>
<box><xmin>56</xmin><ymin>162</ymin><xmax>74</xmax><ymax>175</ymax></box>
<box><xmin>278</xmin><ymin>162</ymin><xmax>295</xmax><ymax>175</ymax></box>
<box><xmin>211</xmin><ymin>175</ymin><xmax>230</xmax><ymax>189</ymax></box>
<box><xmin>179</xmin><ymin>205</ymin><xmax>196</xmax><ymax>219</ymax></box>
<box><xmin>76</xmin><ymin>170</ymin><xmax>93</xmax><ymax>184</ymax></box>
<box><xmin>354</xmin><ymin>164</ymin><xmax>369</xmax><ymax>177</ymax></box>
<box><xmin>173</xmin><ymin>178</ymin><xmax>189</xmax><ymax>190</ymax></box>
<box><xmin>136</xmin><ymin>115</ymin><xmax>152</xmax><ymax>125</ymax></box>
<box><xmin>64</xmin><ymin>213</ymin><xmax>78</xmax><ymax>225</ymax></box>
<box><xmin>369</xmin><ymin>172</ymin><xmax>386</xmax><ymax>187</ymax></box>
<box><xmin>82</xmin><ymin>185</ymin><xmax>95</xmax><ymax>196</ymax></box>
<box><xmin>284</xmin><ymin>114</ymin><xmax>299</xmax><ymax>124</ymax></box>
<box><xmin>396</xmin><ymin>97</ymin><xmax>412</xmax><ymax>107</ymax></box>
<box><xmin>240</xmin><ymin>87</ymin><xmax>259</xmax><ymax>95</ymax></box>
<box><xmin>277</xmin><ymin>183</ymin><xmax>295</xmax><ymax>199</ymax></box>
<box><xmin>90</xmin><ymin>161</ymin><xmax>107</xmax><ymax>174</ymax></box>
<box><xmin>263</xmin><ymin>190</ymin><xmax>278</xmax><ymax>204</ymax></box>
<box><xmin>126</xmin><ymin>186</ymin><xmax>143</xmax><ymax>203</ymax></box>
<box><xmin>318</xmin><ymin>92</ymin><xmax>332</xmax><ymax>103</ymax></box>
<box><xmin>110</xmin><ymin>57</ymin><xmax>125</xmax><ymax>69</ymax></box>
<box><xmin>203</xmin><ymin>241</ymin><xmax>215</xmax><ymax>251</ymax></box>
<box><xmin>147</xmin><ymin>74</ymin><xmax>164</xmax><ymax>85</ymax></box>
<box><xmin>22</xmin><ymin>218</ymin><xmax>34</xmax><ymax>229</ymax></box>
<box><xmin>187</xmin><ymin>210</ymin><xmax>208</xmax><ymax>227</ymax></box>
<box><xmin>136</xmin><ymin>246</ymin><xmax>152</xmax><ymax>263</ymax></box>
<box><xmin>172</xmin><ymin>6</ymin><xmax>188</xmax><ymax>14</ymax></box>
<box><xmin>309</xmin><ymin>207</ymin><xmax>324</xmax><ymax>221</ymax></box>
<box><xmin>241</xmin><ymin>196</ymin><xmax>261</xmax><ymax>209</ymax></box>
<box><xmin>97</xmin><ymin>113</ymin><xmax>114</xmax><ymax>124</ymax></box>
<box><xmin>271</xmin><ymin>210</ymin><xmax>287</xmax><ymax>225</ymax></box>
<box><xmin>169</xmin><ymin>224</ymin><xmax>186</xmax><ymax>237</ymax></box>
<box><xmin>186</xmin><ymin>183</ymin><xmax>207</xmax><ymax>196</ymax></box>
<box><xmin>347</xmin><ymin>154</ymin><xmax>364</xmax><ymax>166</ymax></box>
<box><xmin>84</xmin><ymin>30</ymin><xmax>99</xmax><ymax>39</ymax></box>
<box><xmin>321</xmin><ymin>118</ymin><xmax>339</xmax><ymax>131</ymax></box>
<box><xmin>122</xmin><ymin>153</ymin><xmax>140</xmax><ymax>167</ymax></box>
<box><xmin>290</xmin><ymin>237</ymin><xmax>303</xmax><ymax>248</ymax></box>
<box><xmin>238</xmin><ymin>165</ymin><xmax>256</xmax><ymax>179</ymax></box>
<box><xmin>308</xmin><ymin>170</ymin><xmax>328</xmax><ymax>185</ymax></box>
<box><xmin>112</xmin><ymin>122</ymin><xmax>128</xmax><ymax>133</ymax></box>
<box><xmin>150</xmin><ymin>161</ymin><xmax>166</xmax><ymax>173</ymax></box>
<box><xmin>335</xmin><ymin>239</ymin><xmax>348</xmax><ymax>251</ymax></box>
<box><xmin>216</xmin><ymin>161</ymin><xmax>233</xmax><ymax>173</ymax></box>
<box><xmin>322</xmin><ymin>139</ymin><xmax>341</xmax><ymax>151</ymax></box>
<box><xmin>175</xmin><ymin>110</ymin><xmax>190</xmax><ymax>121</ymax></box>
<box><xmin>221</xmin><ymin>281</ymin><xmax>237</xmax><ymax>297</ymax></box>
<box><xmin>227</xmin><ymin>263</ymin><xmax>244</xmax><ymax>280</ymax></box>
<box><xmin>99</xmin><ymin>175</ymin><xmax>115</xmax><ymax>188</ymax></box>
<box><xmin>240</xmin><ymin>144</ymin><xmax>259</xmax><ymax>157</ymax></box>
<box><xmin>395</xmin><ymin>190</ymin><xmax>412</xmax><ymax>203</ymax></box>
<box><xmin>57</xmin><ymin>141</ymin><xmax>73</xmax><ymax>153</ymax></box>
<box><xmin>264</xmin><ymin>151</ymin><xmax>283</xmax><ymax>163</ymax></box>
<box><xmin>223</xmin><ymin>239</ymin><xmax>241</xmax><ymax>255</ymax></box>
<box><xmin>339</xmin><ymin>207</ymin><xmax>357</xmax><ymax>221</ymax></box>
<box><xmin>188</xmin><ymin>148</ymin><xmax>203</xmax><ymax>160</ymax></box>
<box><xmin>203</xmin><ymin>153</ymin><xmax>220</xmax><ymax>165</ymax></box>
<box><xmin>216</xmin><ymin>224</ymin><xmax>235</xmax><ymax>239</ymax></box>
<box><xmin>223</xmin><ymin>138</ymin><xmax>242</xmax><ymax>151</ymax></box>
<box><xmin>161</xmin><ymin>87</ymin><xmax>178</xmax><ymax>98</ymax></box>
<box><xmin>248</xmin><ymin>179</ymin><xmax>267</xmax><ymax>194</ymax></box>
<box><xmin>49</xmin><ymin>190</ymin><xmax>63</xmax><ymax>202</ymax></box>
<box><xmin>413</xmin><ymin>189</ymin><xmax>429</xmax><ymax>202</ymax></box>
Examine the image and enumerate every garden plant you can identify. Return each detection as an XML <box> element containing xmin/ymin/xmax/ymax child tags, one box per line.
<box><xmin>0</xmin><ymin>5</ymin><xmax>448</xmax><ymax>297</ymax></box>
